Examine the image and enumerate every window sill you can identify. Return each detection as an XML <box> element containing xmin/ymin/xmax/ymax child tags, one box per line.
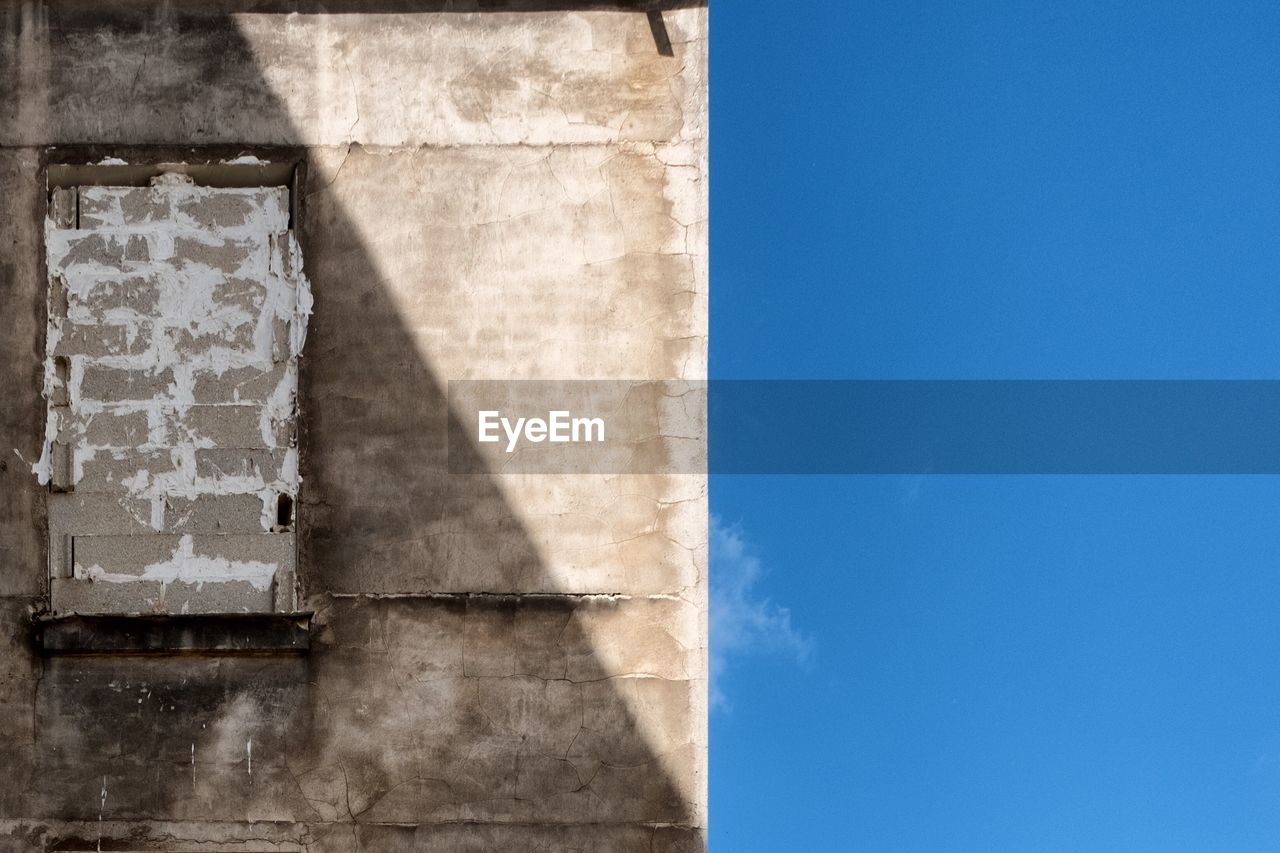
<box><xmin>35</xmin><ymin>612</ymin><xmax>312</xmax><ymax>654</ymax></box>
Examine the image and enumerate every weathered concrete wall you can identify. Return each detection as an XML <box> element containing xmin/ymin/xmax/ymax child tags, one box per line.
<box><xmin>0</xmin><ymin>2</ymin><xmax>706</xmax><ymax>852</ymax></box>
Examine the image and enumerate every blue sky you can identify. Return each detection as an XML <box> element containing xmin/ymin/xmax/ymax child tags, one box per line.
<box><xmin>711</xmin><ymin>1</ymin><xmax>1280</xmax><ymax>850</ymax></box>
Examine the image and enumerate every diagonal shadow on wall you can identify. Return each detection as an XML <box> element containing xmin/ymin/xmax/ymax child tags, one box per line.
<box><xmin>1</xmin><ymin>2</ymin><xmax>706</xmax><ymax>851</ymax></box>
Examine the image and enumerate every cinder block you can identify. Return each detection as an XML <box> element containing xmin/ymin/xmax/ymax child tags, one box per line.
<box><xmin>273</xmin><ymin>562</ymin><xmax>297</xmax><ymax>611</ymax></box>
<box><xmin>212</xmin><ymin>277</ymin><xmax>268</xmax><ymax>311</ymax></box>
<box><xmin>52</xmin><ymin>574</ymin><xmax>277</xmax><ymax>615</ymax></box>
<box><xmin>172</xmin><ymin>235</ymin><xmax>260</xmax><ymax>274</ymax></box>
<box><xmin>180</xmin><ymin>405</ymin><xmax>286</xmax><ymax>448</ymax></box>
<box><xmin>49</xmin><ymin>532</ymin><xmax>73</xmax><ymax>579</ymax></box>
<box><xmin>166</xmin><ymin>494</ymin><xmax>266</xmax><ymax>533</ymax></box>
<box><xmin>166</xmin><ymin>322</ymin><xmax>258</xmax><ymax>355</ymax></box>
<box><xmin>69</xmin><ymin>274</ymin><xmax>162</xmax><ymax>315</ymax></box>
<box><xmin>160</xmin><ymin>578</ymin><xmax>275</xmax><ymax>613</ymax></box>
<box><xmin>50</xmin><ymin>441</ymin><xmax>72</xmax><ymax>492</ymax></box>
<box><xmin>175</xmin><ymin>186</ymin><xmax>289</xmax><ymax>230</ymax></box>
<box><xmin>271</xmin><ymin>317</ymin><xmax>292</xmax><ymax>362</ymax></box>
<box><xmin>79</xmin><ymin>186</ymin><xmax>170</xmax><ymax>227</ymax></box>
<box><xmin>49</xmin><ymin>357</ymin><xmax>70</xmax><ymax>407</ymax></box>
<box><xmin>51</xmin><ymin>577</ymin><xmax>165</xmax><ymax>615</ymax></box>
<box><xmin>51</xmin><ymin>323</ymin><xmax>147</xmax><ymax>357</ymax></box>
<box><xmin>178</xmin><ymin>192</ymin><xmax>255</xmax><ymax>228</ymax></box>
<box><xmin>194</xmin><ymin>448</ymin><xmax>290</xmax><ymax>485</ymax></box>
<box><xmin>74</xmin><ymin>534</ymin><xmax>184</xmax><ymax>572</ymax></box>
<box><xmin>48</xmin><ymin>492</ymin><xmax>152</xmax><ymax>536</ymax></box>
<box><xmin>192</xmin><ymin>364</ymin><xmax>287</xmax><ymax>404</ymax></box>
<box><xmin>73</xmin><ymin>533</ymin><xmax>293</xmax><ymax>579</ymax></box>
<box><xmin>50</xmin><ymin>187</ymin><xmax>77</xmax><ymax>228</ymax></box>
<box><xmin>49</xmin><ymin>273</ymin><xmax>69</xmax><ymax>320</ymax></box>
<box><xmin>269</xmin><ymin>232</ymin><xmax>296</xmax><ymax>278</ymax></box>
<box><xmin>76</xmin><ymin>450</ymin><xmax>177</xmax><ymax>492</ymax></box>
<box><xmin>75</xmin><ymin>186</ymin><xmax>123</xmax><ymax>228</ymax></box>
<box><xmin>205</xmin><ymin>532</ymin><xmax>296</xmax><ymax>573</ymax></box>
<box><xmin>61</xmin><ymin>409</ymin><xmax>150</xmax><ymax>448</ymax></box>
<box><xmin>174</xmin><ymin>184</ymin><xmax>284</xmax><ymax>227</ymax></box>
<box><xmin>53</xmin><ymin>233</ymin><xmax>129</xmax><ymax>270</ymax></box>
<box><xmin>79</xmin><ymin>364</ymin><xmax>173</xmax><ymax>402</ymax></box>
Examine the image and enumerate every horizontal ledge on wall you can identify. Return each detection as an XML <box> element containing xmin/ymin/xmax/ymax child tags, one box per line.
<box><xmin>35</xmin><ymin>612</ymin><xmax>313</xmax><ymax>655</ymax></box>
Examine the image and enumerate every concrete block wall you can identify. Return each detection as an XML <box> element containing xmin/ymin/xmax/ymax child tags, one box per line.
<box><xmin>0</xmin><ymin>3</ymin><xmax>706</xmax><ymax>851</ymax></box>
<box><xmin>39</xmin><ymin>178</ymin><xmax>309</xmax><ymax>616</ymax></box>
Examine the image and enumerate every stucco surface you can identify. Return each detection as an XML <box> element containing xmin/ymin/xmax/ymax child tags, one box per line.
<box><xmin>0</xmin><ymin>2</ymin><xmax>706</xmax><ymax>850</ymax></box>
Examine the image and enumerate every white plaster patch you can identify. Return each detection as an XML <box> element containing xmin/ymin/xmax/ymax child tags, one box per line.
<box><xmin>77</xmin><ymin>534</ymin><xmax>277</xmax><ymax>591</ymax></box>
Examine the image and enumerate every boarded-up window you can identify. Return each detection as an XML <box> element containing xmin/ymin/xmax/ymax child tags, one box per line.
<box><xmin>37</xmin><ymin>171</ymin><xmax>311</xmax><ymax>616</ymax></box>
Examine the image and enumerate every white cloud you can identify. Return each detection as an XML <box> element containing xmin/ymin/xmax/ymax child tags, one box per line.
<box><xmin>711</xmin><ymin>515</ymin><xmax>813</xmax><ymax>710</ymax></box>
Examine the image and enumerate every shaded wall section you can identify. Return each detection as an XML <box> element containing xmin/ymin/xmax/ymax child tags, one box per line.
<box><xmin>0</xmin><ymin>2</ymin><xmax>707</xmax><ymax>851</ymax></box>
